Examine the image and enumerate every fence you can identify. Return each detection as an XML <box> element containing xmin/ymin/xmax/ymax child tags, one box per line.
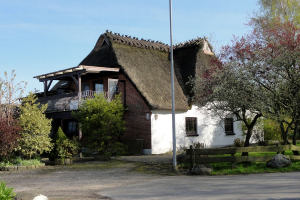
<box><xmin>186</xmin><ymin>144</ymin><xmax>300</xmax><ymax>169</ymax></box>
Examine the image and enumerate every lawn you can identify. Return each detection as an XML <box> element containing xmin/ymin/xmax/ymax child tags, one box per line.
<box><xmin>211</xmin><ymin>161</ymin><xmax>300</xmax><ymax>175</ymax></box>
<box><xmin>183</xmin><ymin>142</ymin><xmax>300</xmax><ymax>175</ymax></box>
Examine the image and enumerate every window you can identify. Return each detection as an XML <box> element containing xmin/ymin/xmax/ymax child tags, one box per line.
<box><xmin>224</xmin><ymin>118</ymin><xmax>234</xmax><ymax>135</ymax></box>
<box><xmin>67</xmin><ymin>121</ymin><xmax>77</xmax><ymax>134</ymax></box>
<box><xmin>95</xmin><ymin>82</ymin><xmax>104</xmax><ymax>93</ymax></box>
<box><xmin>108</xmin><ymin>79</ymin><xmax>118</xmax><ymax>99</ymax></box>
<box><xmin>186</xmin><ymin>117</ymin><xmax>198</xmax><ymax>136</ymax></box>
<box><xmin>82</xmin><ymin>83</ymin><xmax>90</xmax><ymax>91</ymax></box>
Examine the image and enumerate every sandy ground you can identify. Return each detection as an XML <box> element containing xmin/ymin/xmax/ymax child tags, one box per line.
<box><xmin>1</xmin><ymin>161</ymin><xmax>300</xmax><ymax>200</ymax></box>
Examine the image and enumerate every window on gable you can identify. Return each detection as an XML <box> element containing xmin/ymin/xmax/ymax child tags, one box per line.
<box><xmin>224</xmin><ymin>118</ymin><xmax>234</xmax><ymax>135</ymax></box>
<box><xmin>186</xmin><ymin>117</ymin><xmax>198</xmax><ymax>136</ymax></box>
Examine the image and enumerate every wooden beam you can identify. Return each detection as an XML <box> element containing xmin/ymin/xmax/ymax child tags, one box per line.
<box><xmin>71</xmin><ymin>75</ymin><xmax>78</xmax><ymax>87</ymax></box>
<box><xmin>38</xmin><ymin>71</ymin><xmax>85</xmax><ymax>82</ymax></box>
<box><xmin>44</xmin><ymin>80</ymin><xmax>47</xmax><ymax>97</ymax></box>
<box><xmin>47</xmin><ymin>80</ymin><xmax>53</xmax><ymax>91</ymax></box>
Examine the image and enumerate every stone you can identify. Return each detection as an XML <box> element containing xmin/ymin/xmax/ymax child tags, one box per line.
<box><xmin>266</xmin><ymin>154</ymin><xmax>291</xmax><ymax>168</ymax></box>
<box><xmin>190</xmin><ymin>164</ymin><xmax>212</xmax><ymax>175</ymax></box>
<box><xmin>33</xmin><ymin>194</ymin><xmax>48</xmax><ymax>200</ymax></box>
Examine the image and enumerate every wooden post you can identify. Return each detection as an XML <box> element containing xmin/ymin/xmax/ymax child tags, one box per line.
<box><xmin>78</xmin><ymin>74</ymin><xmax>82</xmax><ymax>141</ymax></box>
<box><xmin>77</xmin><ymin>74</ymin><xmax>83</xmax><ymax>158</ymax></box>
<box><xmin>78</xmin><ymin>74</ymin><xmax>82</xmax><ymax>100</ymax></box>
<box><xmin>189</xmin><ymin>145</ymin><xmax>193</xmax><ymax>171</ymax></box>
<box><xmin>43</xmin><ymin>80</ymin><xmax>47</xmax><ymax>97</ymax></box>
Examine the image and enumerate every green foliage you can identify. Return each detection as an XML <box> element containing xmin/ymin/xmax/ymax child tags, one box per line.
<box><xmin>0</xmin><ymin>182</ymin><xmax>15</xmax><ymax>200</ymax></box>
<box><xmin>0</xmin><ymin>158</ymin><xmax>42</xmax><ymax>167</ymax></box>
<box><xmin>12</xmin><ymin>157</ymin><xmax>42</xmax><ymax>166</ymax></box>
<box><xmin>55</xmin><ymin>127</ymin><xmax>78</xmax><ymax>159</ymax></box>
<box><xmin>258</xmin><ymin>0</ymin><xmax>300</xmax><ymax>26</ymax></box>
<box><xmin>211</xmin><ymin>161</ymin><xmax>300</xmax><ymax>175</ymax></box>
<box><xmin>263</xmin><ymin>119</ymin><xmax>282</xmax><ymax>141</ymax></box>
<box><xmin>17</xmin><ymin>93</ymin><xmax>53</xmax><ymax>158</ymax></box>
<box><xmin>73</xmin><ymin>94</ymin><xmax>126</xmax><ymax>157</ymax></box>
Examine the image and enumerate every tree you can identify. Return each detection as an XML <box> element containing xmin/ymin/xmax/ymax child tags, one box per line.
<box><xmin>252</xmin><ymin>0</ymin><xmax>300</xmax><ymax>145</ymax></box>
<box><xmin>17</xmin><ymin>93</ymin><xmax>53</xmax><ymax>158</ymax></box>
<box><xmin>249</xmin><ymin>19</ymin><xmax>300</xmax><ymax>145</ymax></box>
<box><xmin>0</xmin><ymin>118</ymin><xmax>20</xmax><ymax>160</ymax></box>
<box><xmin>257</xmin><ymin>0</ymin><xmax>300</xmax><ymax>26</ymax></box>
<box><xmin>193</xmin><ymin>11</ymin><xmax>300</xmax><ymax>147</ymax></box>
<box><xmin>73</xmin><ymin>94</ymin><xmax>126</xmax><ymax>157</ymax></box>
<box><xmin>192</xmin><ymin>41</ymin><xmax>264</xmax><ymax>148</ymax></box>
<box><xmin>0</xmin><ymin>70</ymin><xmax>26</xmax><ymax>122</ymax></box>
<box><xmin>0</xmin><ymin>70</ymin><xmax>26</xmax><ymax>160</ymax></box>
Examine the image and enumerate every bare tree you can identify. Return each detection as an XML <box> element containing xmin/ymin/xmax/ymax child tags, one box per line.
<box><xmin>0</xmin><ymin>70</ymin><xmax>27</xmax><ymax>123</ymax></box>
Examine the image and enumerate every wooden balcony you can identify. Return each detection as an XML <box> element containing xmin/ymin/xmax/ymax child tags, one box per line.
<box><xmin>38</xmin><ymin>90</ymin><xmax>117</xmax><ymax>113</ymax></box>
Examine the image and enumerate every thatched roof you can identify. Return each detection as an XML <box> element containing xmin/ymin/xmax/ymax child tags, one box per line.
<box><xmin>174</xmin><ymin>39</ymin><xmax>215</xmax><ymax>103</ymax></box>
<box><xmin>79</xmin><ymin>31</ymin><xmax>215</xmax><ymax>110</ymax></box>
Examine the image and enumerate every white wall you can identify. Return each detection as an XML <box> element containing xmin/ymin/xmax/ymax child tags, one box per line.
<box><xmin>151</xmin><ymin>105</ymin><xmax>244</xmax><ymax>154</ymax></box>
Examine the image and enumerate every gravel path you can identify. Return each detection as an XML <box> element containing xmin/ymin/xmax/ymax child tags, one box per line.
<box><xmin>1</xmin><ymin>161</ymin><xmax>300</xmax><ymax>200</ymax></box>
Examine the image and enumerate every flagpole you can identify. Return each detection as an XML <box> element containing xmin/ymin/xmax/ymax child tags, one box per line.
<box><xmin>169</xmin><ymin>0</ymin><xmax>177</xmax><ymax>169</ymax></box>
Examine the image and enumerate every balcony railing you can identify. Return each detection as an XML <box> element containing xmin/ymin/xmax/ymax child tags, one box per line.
<box><xmin>38</xmin><ymin>90</ymin><xmax>119</xmax><ymax>113</ymax></box>
<box><xmin>81</xmin><ymin>90</ymin><xmax>103</xmax><ymax>98</ymax></box>
<box><xmin>80</xmin><ymin>90</ymin><xmax>117</xmax><ymax>101</ymax></box>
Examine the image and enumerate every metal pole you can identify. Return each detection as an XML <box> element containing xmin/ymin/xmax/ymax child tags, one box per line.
<box><xmin>169</xmin><ymin>0</ymin><xmax>177</xmax><ymax>169</ymax></box>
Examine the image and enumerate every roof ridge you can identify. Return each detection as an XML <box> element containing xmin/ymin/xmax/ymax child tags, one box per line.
<box><xmin>104</xmin><ymin>30</ymin><xmax>169</xmax><ymax>52</ymax></box>
<box><xmin>103</xmin><ymin>30</ymin><xmax>206</xmax><ymax>51</ymax></box>
<box><xmin>174</xmin><ymin>37</ymin><xmax>205</xmax><ymax>49</ymax></box>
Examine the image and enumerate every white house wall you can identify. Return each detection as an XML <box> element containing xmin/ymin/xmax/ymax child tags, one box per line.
<box><xmin>151</xmin><ymin>105</ymin><xmax>244</xmax><ymax>154</ymax></box>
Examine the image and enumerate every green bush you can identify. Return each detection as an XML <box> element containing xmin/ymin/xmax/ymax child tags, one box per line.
<box><xmin>263</xmin><ymin>119</ymin><xmax>282</xmax><ymax>141</ymax></box>
<box><xmin>73</xmin><ymin>94</ymin><xmax>126</xmax><ymax>157</ymax></box>
<box><xmin>0</xmin><ymin>182</ymin><xmax>15</xmax><ymax>200</ymax></box>
<box><xmin>12</xmin><ymin>157</ymin><xmax>42</xmax><ymax>166</ymax></box>
<box><xmin>17</xmin><ymin>93</ymin><xmax>53</xmax><ymax>159</ymax></box>
<box><xmin>55</xmin><ymin>127</ymin><xmax>79</xmax><ymax>160</ymax></box>
<box><xmin>0</xmin><ymin>158</ymin><xmax>42</xmax><ymax>168</ymax></box>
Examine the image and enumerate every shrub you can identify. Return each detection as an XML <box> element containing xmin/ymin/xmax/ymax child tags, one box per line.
<box><xmin>263</xmin><ymin>119</ymin><xmax>282</xmax><ymax>141</ymax></box>
<box><xmin>0</xmin><ymin>182</ymin><xmax>16</xmax><ymax>200</ymax></box>
<box><xmin>17</xmin><ymin>93</ymin><xmax>53</xmax><ymax>159</ymax></box>
<box><xmin>0</xmin><ymin>117</ymin><xmax>21</xmax><ymax>160</ymax></box>
<box><xmin>73</xmin><ymin>94</ymin><xmax>126</xmax><ymax>157</ymax></box>
<box><xmin>55</xmin><ymin>127</ymin><xmax>78</xmax><ymax>160</ymax></box>
<box><xmin>234</xmin><ymin>138</ymin><xmax>244</xmax><ymax>147</ymax></box>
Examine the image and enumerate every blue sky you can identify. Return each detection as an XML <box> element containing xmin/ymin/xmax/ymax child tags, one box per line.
<box><xmin>0</xmin><ymin>0</ymin><xmax>259</xmax><ymax>93</ymax></box>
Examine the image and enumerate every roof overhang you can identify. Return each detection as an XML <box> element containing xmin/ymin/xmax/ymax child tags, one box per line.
<box><xmin>34</xmin><ymin>65</ymin><xmax>120</xmax><ymax>81</ymax></box>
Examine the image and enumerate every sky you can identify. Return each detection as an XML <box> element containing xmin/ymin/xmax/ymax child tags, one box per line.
<box><xmin>0</xmin><ymin>0</ymin><xmax>259</xmax><ymax>94</ymax></box>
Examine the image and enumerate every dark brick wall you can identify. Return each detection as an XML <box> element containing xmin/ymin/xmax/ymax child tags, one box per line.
<box><xmin>118</xmin><ymin>74</ymin><xmax>152</xmax><ymax>149</ymax></box>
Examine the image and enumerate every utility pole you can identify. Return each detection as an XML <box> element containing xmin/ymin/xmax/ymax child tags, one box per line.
<box><xmin>169</xmin><ymin>0</ymin><xmax>177</xmax><ymax>169</ymax></box>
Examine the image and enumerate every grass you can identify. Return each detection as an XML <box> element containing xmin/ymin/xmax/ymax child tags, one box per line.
<box><xmin>182</xmin><ymin>142</ymin><xmax>300</xmax><ymax>175</ymax></box>
<box><xmin>0</xmin><ymin>158</ymin><xmax>43</xmax><ymax>168</ymax></box>
<box><xmin>211</xmin><ymin>161</ymin><xmax>300</xmax><ymax>175</ymax></box>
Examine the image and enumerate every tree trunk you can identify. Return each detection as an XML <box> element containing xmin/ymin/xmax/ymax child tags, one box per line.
<box><xmin>244</xmin><ymin>128</ymin><xmax>253</xmax><ymax>147</ymax></box>
<box><xmin>242</xmin><ymin>127</ymin><xmax>253</xmax><ymax>156</ymax></box>
<box><xmin>242</xmin><ymin>112</ymin><xmax>262</xmax><ymax>156</ymax></box>
<box><xmin>293</xmin><ymin>120</ymin><xmax>298</xmax><ymax>145</ymax></box>
<box><xmin>280</xmin><ymin>122</ymin><xmax>290</xmax><ymax>145</ymax></box>
<box><xmin>293</xmin><ymin>120</ymin><xmax>299</xmax><ymax>155</ymax></box>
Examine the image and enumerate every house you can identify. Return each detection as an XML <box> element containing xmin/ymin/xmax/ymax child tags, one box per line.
<box><xmin>34</xmin><ymin>31</ymin><xmax>243</xmax><ymax>154</ymax></box>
